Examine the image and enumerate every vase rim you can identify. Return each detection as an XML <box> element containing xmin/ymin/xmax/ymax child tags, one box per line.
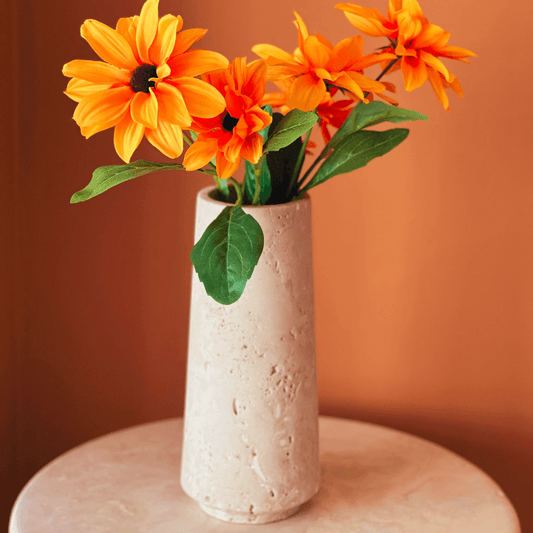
<box><xmin>197</xmin><ymin>186</ymin><xmax>311</xmax><ymax>209</ymax></box>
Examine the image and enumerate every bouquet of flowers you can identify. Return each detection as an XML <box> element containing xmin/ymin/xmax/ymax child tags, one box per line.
<box><xmin>63</xmin><ymin>0</ymin><xmax>475</xmax><ymax>304</ymax></box>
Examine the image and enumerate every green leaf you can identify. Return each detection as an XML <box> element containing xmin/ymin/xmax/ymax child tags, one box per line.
<box><xmin>327</xmin><ymin>101</ymin><xmax>427</xmax><ymax>153</ymax></box>
<box><xmin>303</xmin><ymin>128</ymin><xmax>409</xmax><ymax>192</ymax></box>
<box><xmin>264</xmin><ymin>109</ymin><xmax>317</xmax><ymax>153</ymax></box>
<box><xmin>70</xmin><ymin>160</ymin><xmax>186</xmax><ymax>203</ymax></box>
<box><xmin>190</xmin><ymin>206</ymin><xmax>264</xmax><ymax>305</ymax></box>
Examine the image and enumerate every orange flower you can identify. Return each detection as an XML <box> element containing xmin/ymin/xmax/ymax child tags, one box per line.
<box><xmin>183</xmin><ymin>58</ymin><xmax>272</xmax><ymax>181</ymax></box>
<box><xmin>336</xmin><ymin>1</ymin><xmax>475</xmax><ymax>107</ymax></box>
<box><xmin>63</xmin><ymin>0</ymin><xmax>228</xmax><ymax>163</ymax></box>
<box><xmin>252</xmin><ymin>13</ymin><xmax>396</xmax><ymax>112</ymax></box>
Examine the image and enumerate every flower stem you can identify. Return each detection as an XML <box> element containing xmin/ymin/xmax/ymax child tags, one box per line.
<box><xmin>229</xmin><ymin>177</ymin><xmax>243</xmax><ymax>206</ymax></box>
<box><xmin>289</xmin><ymin>128</ymin><xmax>312</xmax><ymax>199</ymax></box>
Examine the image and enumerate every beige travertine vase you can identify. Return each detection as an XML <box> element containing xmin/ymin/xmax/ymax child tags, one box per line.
<box><xmin>181</xmin><ymin>186</ymin><xmax>320</xmax><ymax>524</ymax></box>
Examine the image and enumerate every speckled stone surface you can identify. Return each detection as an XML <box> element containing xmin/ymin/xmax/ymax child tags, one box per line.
<box><xmin>181</xmin><ymin>187</ymin><xmax>319</xmax><ymax>523</ymax></box>
<box><xmin>10</xmin><ymin>417</ymin><xmax>521</xmax><ymax>532</ymax></box>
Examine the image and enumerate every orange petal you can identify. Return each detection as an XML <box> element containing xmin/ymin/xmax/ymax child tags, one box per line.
<box><xmin>335</xmin><ymin>4</ymin><xmax>395</xmax><ymax>37</ymax></box>
<box><xmin>155</xmin><ymin>82</ymin><xmax>191</xmax><ymax>127</ymax></box>
<box><xmin>402</xmin><ymin>0</ymin><xmax>427</xmax><ymax>23</ymax></box>
<box><xmin>130</xmin><ymin>88</ymin><xmax>158</xmax><ymax>129</ymax></box>
<box><xmin>145</xmin><ymin>120</ymin><xmax>184</xmax><ymax>158</ymax></box>
<box><xmin>171</xmin><ymin>28</ymin><xmax>207</xmax><ymax>57</ymax></box>
<box><xmin>303</xmin><ymin>36</ymin><xmax>331</xmax><ymax>69</ymax></box>
<box><xmin>216</xmin><ymin>151</ymin><xmax>241</xmax><ymax>180</ymax></box>
<box><xmin>170</xmin><ymin>77</ymin><xmax>226</xmax><ymax>119</ymax></box>
<box><xmin>333</xmin><ymin>72</ymin><xmax>367</xmax><ymax>102</ymax></box>
<box><xmin>427</xmin><ymin>66</ymin><xmax>449</xmax><ymax>110</ymax></box>
<box><xmin>116</xmin><ymin>16</ymin><xmax>140</xmax><ymax>63</ymax></box>
<box><xmin>401</xmin><ymin>55</ymin><xmax>428</xmax><ymax>91</ymax></box>
<box><xmin>286</xmin><ymin>74</ymin><xmax>326</xmax><ymax>111</ymax></box>
<box><xmin>448</xmin><ymin>74</ymin><xmax>463</xmax><ymax>97</ymax></box>
<box><xmin>419</xmin><ymin>50</ymin><xmax>450</xmax><ymax>82</ymax></box>
<box><xmin>293</xmin><ymin>12</ymin><xmax>309</xmax><ymax>53</ymax></box>
<box><xmin>136</xmin><ymin>0</ymin><xmax>159</xmax><ymax>64</ymax></box>
<box><xmin>63</xmin><ymin>60</ymin><xmax>130</xmax><ymax>84</ymax></box>
<box><xmin>64</xmin><ymin>78</ymin><xmax>112</xmax><ymax>102</ymax></box>
<box><xmin>349</xmin><ymin>71</ymin><xmax>386</xmax><ymax>94</ymax></box>
<box><xmin>328</xmin><ymin>36</ymin><xmax>363</xmax><ymax>72</ymax></box>
<box><xmin>242</xmin><ymin>60</ymin><xmax>267</xmax><ymax>104</ymax></box>
<box><xmin>73</xmin><ymin>86</ymin><xmax>132</xmax><ymax>132</ymax></box>
<box><xmin>240</xmin><ymin>132</ymin><xmax>263</xmax><ymax>164</ymax></box>
<box><xmin>411</xmin><ymin>23</ymin><xmax>448</xmax><ymax>49</ymax></box>
<box><xmin>316</xmin><ymin>33</ymin><xmax>334</xmax><ymax>50</ymax></box>
<box><xmin>168</xmin><ymin>50</ymin><xmax>229</xmax><ymax>78</ymax></box>
<box><xmin>114</xmin><ymin>113</ymin><xmax>145</xmax><ymax>163</ymax></box>
<box><xmin>433</xmin><ymin>45</ymin><xmax>477</xmax><ymax>61</ymax></box>
<box><xmin>262</xmin><ymin>91</ymin><xmax>288</xmax><ymax>107</ymax></box>
<box><xmin>183</xmin><ymin>138</ymin><xmax>218</xmax><ymax>170</ymax></box>
<box><xmin>150</xmin><ymin>14</ymin><xmax>180</xmax><ymax>66</ymax></box>
<box><xmin>81</xmin><ymin>20</ymin><xmax>138</xmax><ymax>70</ymax></box>
<box><xmin>252</xmin><ymin>44</ymin><xmax>297</xmax><ymax>65</ymax></box>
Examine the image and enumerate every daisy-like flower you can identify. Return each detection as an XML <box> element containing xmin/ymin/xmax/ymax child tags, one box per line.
<box><xmin>183</xmin><ymin>58</ymin><xmax>272</xmax><ymax>181</ymax></box>
<box><xmin>252</xmin><ymin>13</ymin><xmax>396</xmax><ymax>112</ymax></box>
<box><xmin>63</xmin><ymin>0</ymin><xmax>228</xmax><ymax>162</ymax></box>
<box><xmin>336</xmin><ymin>1</ymin><xmax>476</xmax><ymax>107</ymax></box>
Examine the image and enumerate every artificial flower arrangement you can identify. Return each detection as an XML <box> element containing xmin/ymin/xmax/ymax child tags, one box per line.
<box><xmin>64</xmin><ymin>0</ymin><xmax>475</xmax><ymax>305</ymax></box>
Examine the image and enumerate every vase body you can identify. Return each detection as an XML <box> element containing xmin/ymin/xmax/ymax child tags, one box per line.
<box><xmin>180</xmin><ymin>186</ymin><xmax>320</xmax><ymax>524</ymax></box>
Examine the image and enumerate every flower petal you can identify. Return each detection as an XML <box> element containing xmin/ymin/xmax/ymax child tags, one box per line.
<box><xmin>401</xmin><ymin>55</ymin><xmax>428</xmax><ymax>91</ymax></box>
<box><xmin>240</xmin><ymin>132</ymin><xmax>263</xmax><ymax>164</ymax></box>
<box><xmin>303</xmin><ymin>36</ymin><xmax>331</xmax><ymax>69</ymax></box>
<box><xmin>130</xmin><ymin>88</ymin><xmax>158</xmax><ymax>129</ymax></box>
<box><xmin>136</xmin><ymin>0</ymin><xmax>159</xmax><ymax>64</ymax></box>
<box><xmin>155</xmin><ymin>82</ymin><xmax>191</xmax><ymax>127</ymax></box>
<box><xmin>216</xmin><ymin>151</ymin><xmax>241</xmax><ymax>180</ymax></box>
<box><xmin>252</xmin><ymin>44</ymin><xmax>297</xmax><ymax>65</ymax></box>
<box><xmin>183</xmin><ymin>138</ymin><xmax>218</xmax><ymax>170</ymax></box>
<box><xmin>171</xmin><ymin>77</ymin><xmax>226</xmax><ymax>118</ymax></box>
<box><xmin>168</xmin><ymin>49</ymin><xmax>229</xmax><ymax>78</ymax></box>
<box><xmin>145</xmin><ymin>120</ymin><xmax>184</xmax><ymax>158</ymax></box>
<box><xmin>293</xmin><ymin>12</ymin><xmax>309</xmax><ymax>53</ymax></box>
<box><xmin>64</xmin><ymin>78</ymin><xmax>112</xmax><ymax>102</ymax></box>
<box><xmin>81</xmin><ymin>20</ymin><xmax>138</xmax><ymax>70</ymax></box>
<box><xmin>335</xmin><ymin>4</ymin><xmax>395</xmax><ymax>37</ymax></box>
<box><xmin>242</xmin><ymin>59</ymin><xmax>267</xmax><ymax>104</ymax></box>
<box><xmin>328</xmin><ymin>36</ymin><xmax>363</xmax><ymax>72</ymax></box>
<box><xmin>333</xmin><ymin>72</ymin><xmax>367</xmax><ymax>102</ymax></box>
<box><xmin>427</xmin><ymin>66</ymin><xmax>449</xmax><ymax>110</ymax></box>
<box><xmin>114</xmin><ymin>113</ymin><xmax>145</xmax><ymax>163</ymax></box>
<box><xmin>171</xmin><ymin>28</ymin><xmax>207</xmax><ymax>57</ymax></box>
<box><xmin>411</xmin><ymin>23</ymin><xmax>448</xmax><ymax>49</ymax></box>
<box><xmin>150</xmin><ymin>14</ymin><xmax>180</xmax><ymax>66</ymax></box>
<box><xmin>116</xmin><ymin>16</ymin><xmax>140</xmax><ymax>63</ymax></box>
<box><xmin>419</xmin><ymin>50</ymin><xmax>450</xmax><ymax>82</ymax></box>
<box><xmin>262</xmin><ymin>91</ymin><xmax>288</xmax><ymax>107</ymax></box>
<box><xmin>73</xmin><ymin>86</ymin><xmax>132</xmax><ymax>132</ymax></box>
<box><xmin>432</xmin><ymin>45</ymin><xmax>477</xmax><ymax>61</ymax></box>
<box><xmin>286</xmin><ymin>74</ymin><xmax>326</xmax><ymax>111</ymax></box>
<box><xmin>63</xmin><ymin>60</ymin><xmax>130</xmax><ymax>84</ymax></box>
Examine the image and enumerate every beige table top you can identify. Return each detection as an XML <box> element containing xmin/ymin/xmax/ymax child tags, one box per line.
<box><xmin>10</xmin><ymin>416</ymin><xmax>520</xmax><ymax>533</ymax></box>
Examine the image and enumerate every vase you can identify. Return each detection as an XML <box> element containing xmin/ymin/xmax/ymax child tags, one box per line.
<box><xmin>180</xmin><ymin>186</ymin><xmax>320</xmax><ymax>524</ymax></box>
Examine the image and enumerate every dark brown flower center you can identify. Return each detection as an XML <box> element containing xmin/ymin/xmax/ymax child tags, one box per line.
<box><xmin>222</xmin><ymin>112</ymin><xmax>240</xmax><ymax>132</ymax></box>
<box><xmin>130</xmin><ymin>64</ymin><xmax>158</xmax><ymax>93</ymax></box>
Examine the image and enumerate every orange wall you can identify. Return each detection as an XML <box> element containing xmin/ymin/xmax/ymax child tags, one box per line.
<box><xmin>2</xmin><ymin>0</ymin><xmax>532</xmax><ymax>530</ymax></box>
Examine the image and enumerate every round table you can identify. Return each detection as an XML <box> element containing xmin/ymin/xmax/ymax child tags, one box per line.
<box><xmin>9</xmin><ymin>417</ymin><xmax>521</xmax><ymax>533</ymax></box>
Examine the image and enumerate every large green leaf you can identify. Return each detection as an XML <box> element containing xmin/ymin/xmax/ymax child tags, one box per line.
<box><xmin>190</xmin><ymin>206</ymin><xmax>264</xmax><ymax>305</ymax></box>
<box><xmin>302</xmin><ymin>128</ymin><xmax>409</xmax><ymax>192</ymax></box>
<box><xmin>264</xmin><ymin>109</ymin><xmax>317</xmax><ymax>153</ymax></box>
<box><xmin>70</xmin><ymin>160</ymin><xmax>194</xmax><ymax>203</ymax></box>
<box><xmin>326</xmin><ymin>101</ymin><xmax>427</xmax><ymax>153</ymax></box>
<box><xmin>245</xmin><ymin>105</ymin><xmax>273</xmax><ymax>204</ymax></box>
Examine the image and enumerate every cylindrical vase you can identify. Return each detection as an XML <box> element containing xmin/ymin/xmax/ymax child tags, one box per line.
<box><xmin>180</xmin><ymin>186</ymin><xmax>320</xmax><ymax>524</ymax></box>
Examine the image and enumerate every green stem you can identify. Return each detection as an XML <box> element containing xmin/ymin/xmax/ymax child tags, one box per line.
<box><xmin>289</xmin><ymin>128</ymin><xmax>312</xmax><ymax>199</ymax></box>
<box><xmin>252</xmin><ymin>155</ymin><xmax>264</xmax><ymax>205</ymax></box>
<box><xmin>229</xmin><ymin>178</ymin><xmax>243</xmax><ymax>206</ymax></box>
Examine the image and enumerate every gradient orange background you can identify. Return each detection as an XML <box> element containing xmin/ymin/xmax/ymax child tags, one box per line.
<box><xmin>2</xmin><ymin>0</ymin><xmax>532</xmax><ymax>530</ymax></box>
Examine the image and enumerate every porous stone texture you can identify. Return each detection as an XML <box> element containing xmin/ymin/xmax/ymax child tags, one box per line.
<box><xmin>180</xmin><ymin>187</ymin><xmax>320</xmax><ymax>524</ymax></box>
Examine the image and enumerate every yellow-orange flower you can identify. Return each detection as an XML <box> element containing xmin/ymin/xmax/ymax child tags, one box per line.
<box><xmin>252</xmin><ymin>13</ymin><xmax>396</xmax><ymax>112</ymax></box>
<box><xmin>183</xmin><ymin>58</ymin><xmax>272</xmax><ymax>181</ymax></box>
<box><xmin>63</xmin><ymin>0</ymin><xmax>228</xmax><ymax>162</ymax></box>
<box><xmin>336</xmin><ymin>1</ymin><xmax>476</xmax><ymax>107</ymax></box>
